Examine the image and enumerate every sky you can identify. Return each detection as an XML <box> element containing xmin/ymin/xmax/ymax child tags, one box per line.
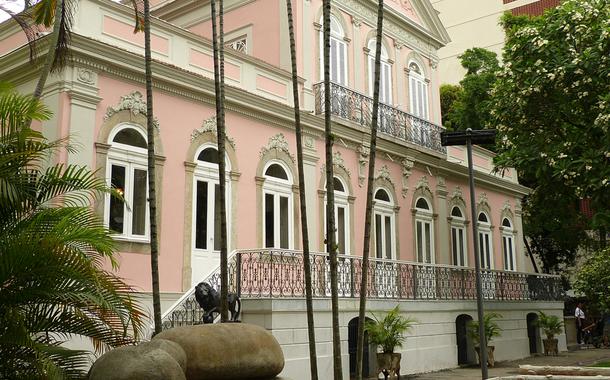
<box><xmin>0</xmin><ymin>0</ymin><xmax>25</xmax><ymax>22</ymax></box>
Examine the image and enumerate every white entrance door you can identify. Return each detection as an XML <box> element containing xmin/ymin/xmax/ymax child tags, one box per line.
<box><xmin>191</xmin><ymin>178</ymin><xmax>222</xmax><ymax>286</ymax></box>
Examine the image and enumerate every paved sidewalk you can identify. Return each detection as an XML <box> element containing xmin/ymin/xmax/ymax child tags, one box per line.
<box><xmin>405</xmin><ymin>348</ymin><xmax>610</xmax><ymax>379</ymax></box>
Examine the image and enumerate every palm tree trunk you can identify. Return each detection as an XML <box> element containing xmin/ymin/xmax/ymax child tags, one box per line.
<box><xmin>322</xmin><ymin>0</ymin><xmax>342</xmax><ymax>378</ymax></box>
<box><xmin>285</xmin><ymin>0</ymin><xmax>318</xmax><ymax>378</ymax></box>
<box><xmin>211</xmin><ymin>0</ymin><xmax>229</xmax><ymax>322</ymax></box>
<box><xmin>32</xmin><ymin>0</ymin><xmax>63</xmax><ymax>100</ymax></box>
<box><xmin>143</xmin><ymin>0</ymin><xmax>162</xmax><ymax>335</ymax></box>
<box><xmin>355</xmin><ymin>0</ymin><xmax>384</xmax><ymax>378</ymax></box>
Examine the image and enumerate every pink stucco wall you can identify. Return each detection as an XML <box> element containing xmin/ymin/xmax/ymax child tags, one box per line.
<box><xmin>188</xmin><ymin>0</ymin><xmax>281</xmax><ymax>67</ymax></box>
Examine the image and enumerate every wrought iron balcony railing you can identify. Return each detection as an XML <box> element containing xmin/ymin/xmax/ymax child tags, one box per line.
<box><xmin>161</xmin><ymin>249</ymin><xmax>564</xmax><ymax>330</ymax></box>
<box><xmin>313</xmin><ymin>82</ymin><xmax>446</xmax><ymax>154</ymax></box>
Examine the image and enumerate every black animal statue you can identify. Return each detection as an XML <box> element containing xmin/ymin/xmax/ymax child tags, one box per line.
<box><xmin>194</xmin><ymin>282</ymin><xmax>241</xmax><ymax>323</ymax></box>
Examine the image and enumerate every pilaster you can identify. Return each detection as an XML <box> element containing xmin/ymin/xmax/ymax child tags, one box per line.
<box><xmin>302</xmin><ymin>134</ymin><xmax>320</xmax><ymax>248</ymax></box>
<box><xmin>435</xmin><ymin>175</ymin><xmax>450</xmax><ymax>264</ymax></box>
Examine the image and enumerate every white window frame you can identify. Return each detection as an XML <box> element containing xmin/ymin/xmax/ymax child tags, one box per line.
<box><xmin>414</xmin><ymin>197</ymin><xmax>435</xmax><ymax>264</ymax></box>
<box><xmin>408</xmin><ymin>60</ymin><xmax>429</xmax><ymax>120</ymax></box>
<box><xmin>319</xmin><ymin>15</ymin><xmax>348</xmax><ymax>86</ymax></box>
<box><xmin>104</xmin><ymin>124</ymin><xmax>150</xmax><ymax>242</ymax></box>
<box><xmin>373</xmin><ymin>189</ymin><xmax>396</xmax><ymax>260</ymax></box>
<box><xmin>501</xmin><ymin>218</ymin><xmax>516</xmax><ymax>271</ymax></box>
<box><xmin>192</xmin><ymin>144</ymin><xmax>232</xmax><ymax>255</ymax></box>
<box><xmin>262</xmin><ymin>161</ymin><xmax>293</xmax><ymax>249</ymax></box>
<box><xmin>450</xmin><ymin>206</ymin><xmax>468</xmax><ymax>267</ymax></box>
<box><xmin>367</xmin><ymin>40</ymin><xmax>392</xmax><ymax>105</ymax></box>
<box><xmin>477</xmin><ymin>212</ymin><xmax>494</xmax><ymax>270</ymax></box>
<box><xmin>324</xmin><ymin>177</ymin><xmax>350</xmax><ymax>255</ymax></box>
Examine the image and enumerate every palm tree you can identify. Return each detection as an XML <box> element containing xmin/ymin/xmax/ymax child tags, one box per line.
<box><xmin>140</xmin><ymin>0</ymin><xmax>163</xmax><ymax>336</ymax></box>
<box><xmin>210</xmin><ymin>0</ymin><xmax>229</xmax><ymax>321</ymax></box>
<box><xmin>0</xmin><ymin>84</ymin><xmax>145</xmax><ymax>379</ymax></box>
<box><xmin>321</xmin><ymin>0</ymin><xmax>342</xmax><ymax>378</ymax></box>
<box><xmin>355</xmin><ymin>0</ymin><xmax>384</xmax><ymax>378</ymax></box>
<box><xmin>284</xmin><ymin>0</ymin><xmax>318</xmax><ymax>377</ymax></box>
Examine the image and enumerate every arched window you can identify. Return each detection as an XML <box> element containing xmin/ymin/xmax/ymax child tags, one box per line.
<box><xmin>263</xmin><ymin>161</ymin><xmax>293</xmax><ymax>249</ymax></box>
<box><xmin>477</xmin><ymin>212</ymin><xmax>493</xmax><ymax>269</ymax></box>
<box><xmin>502</xmin><ymin>217</ymin><xmax>516</xmax><ymax>271</ymax></box>
<box><xmin>373</xmin><ymin>188</ymin><xmax>395</xmax><ymax>260</ymax></box>
<box><xmin>450</xmin><ymin>206</ymin><xmax>467</xmax><ymax>266</ymax></box>
<box><xmin>408</xmin><ymin>60</ymin><xmax>429</xmax><ymax>120</ymax></box>
<box><xmin>325</xmin><ymin>177</ymin><xmax>350</xmax><ymax>254</ymax></box>
<box><xmin>367</xmin><ymin>40</ymin><xmax>392</xmax><ymax>104</ymax></box>
<box><xmin>414</xmin><ymin>197</ymin><xmax>434</xmax><ymax>264</ymax></box>
<box><xmin>105</xmin><ymin>125</ymin><xmax>149</xmax><ymax>239</ymax></box>
<box><xmin>192</xmin><ymin>145</ymin><xmax>231</xmax><ymax>257</ymax></box>
<box><xmin>319</xmin><ymin>14</ymin><xmax>347</xmax><ymax>85</ymax></box>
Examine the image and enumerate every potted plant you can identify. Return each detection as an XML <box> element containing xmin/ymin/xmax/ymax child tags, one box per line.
<box><xmin>468</xmin><ymin>312</ymin><xmax>502</xmax><ymax>367</ymax></box>
<box><xmin>365</xmin><ymin>306</ymin><xmax>416</xmax><ymax>379</ymax></box>
<box><xmin>536</xmin><ymin>310</ymin><xmax>563</xmax><ymax>355</ymax></box>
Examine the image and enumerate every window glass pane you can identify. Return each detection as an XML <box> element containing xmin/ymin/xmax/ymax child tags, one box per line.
<box><xmin>424</xmin><ymin>222</ymin><xmax>431</xmax><ymax>263</ymax></box>
<box><xmin>458</xmin><ymin>228</ymin><xmax>465</xmax><ymax>265</ymax></box>
<box><xmin>195</xmin><ymin>181</ymin><xmax>208</xmax><ymax>249</ymax></box>
<box><xmin>416</xmin><ymin>221</ymin><xmax>423</xmax><ymax>262</ymax></box>
<box><xmin>375</xmin><ymin>214</ymin><xmax>382</xmax><ymax>259</ymax></box>
<box><xmin>109</xmin><ymin>165</ymin><xmax>126</xmax><ymax>234</ymax></box>
<box><xmin>339</xmin><ymin>42</ymin><xmax>346</xmax><ymax>85</ymax></box>
<box><xmin>337</xmin><ymin>207</ymin><xmax>346</xmax><ymax>254</ymax></box>
<box><xmin>265</xmin><ymin>193</ymin><xmax>274</xmax><ymax>248</ymax></box>
<box><xmin>384</xmin><ymin>216</ymin><xmax>392</xmax><ymax>259</ymax></box>
<box><xmin>375</xmin><ymin>189</ymin><xmax>390</xmax><ymax>202</ymax></box>
<box><xmin>478</xmin><ymin>213</ymin><xmax>488</xmax><ymax>223</ymax></box>
<box><xmin>280</xmin><ymin>196</ymin><xmax>289</xmax><ymax>249</ymax></box>
<box><xmin>479</xmin><ymin>232</ymin><xmax>485</xmax><ymax>268</ymax></box>
<box><xmin>502</xmin><ymin>218</ymin><xmax>512</xmax><ymax>228</ymax></box>
<box><xmin>508</xmin><ymin>237</ymin><xmax>513</xmax><ymax>270</ymax></box>
<box><xmin>451</xmin><ymin>207</ymin><xmax>462</xmax><ymax>218</ymax></box>
<box><xmin>131</xmin><ymin>168</ymin><xmax>147</xmax><ymax>236</ymax></box>
<box><xmin>416</xmin><ymin>198</ymin><xmax>429</xmax><ymax>210</ymax></box>
<box><xmin>452</xmin><ymin>227</ymin><xmax>458</xmax><ymax>265</ymax></box>
<box><xmin>265</xmin><ymin>164</ymin><xmax>288</xmax><ymax>180</ymax></box>
<box><xmin>113</xmin><ymin>128</ymin><xmax>146</xmax><ymax>148</ymax></box>
<box><xmin>214</xmin><ymin>184</ymin><xmax>221</xmax><ymax>251</ymax></box>
<box><xmin>331</xmin><ymin>38</ymin><xmax>337</xmax><ymax>83</ymax></box>
<box><xmin>485</xmin><ymin>234</ymin><xmax>491</xmax><ymax>269</ymax></box>
<box><xmin>198</xmin><ymin>148</ymin><xmax>219</xmax><ymax>164</ymax></box>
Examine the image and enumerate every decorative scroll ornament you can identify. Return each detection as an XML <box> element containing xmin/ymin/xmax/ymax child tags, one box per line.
<box><xmin>377</xmin><ymin>165</ymin><xmax>392</xmax><ymax>182</ymax></box>
<box><xmin>260</xmin><ymin>133</ymin><xmax>295</xmax><ymax>163</ymax></box>
<box><xmin>357</xmin><ymin>144</ymin><xmax>369</xmax><ymax>187</ymax></box>
<box><xmin>320</xmin><ymin>151</ymin><xmax>351</xmax><ymax>177</ymax></box>
<box><xmin>76</xmin><ymin>68</ymin><xmax>95</xmax><ymax>85</ymax></box>
<box><xmin>416</xmin><ymin>175</ymin><xmax>429</xmax><ymax>190</ymax></box>
<box><xmin>401</xmin><ymin>158</ymin><xmax>414</xmax><ymax>198</ymax></box>
<box><xmin>191</xmin><ymin>117</ymin><xmax>235</xmax><ymax>148</ymax></box>
<box><xmin>104</xmin><ymin>91</ymin><xmax>160</xmax><ymax>130</ymax></box>
<box><xmin>478</xmin><ymin>192</ymin><xmax>489</xmax><ymax>205</ymax></box>
<box><xmin>436</xmin><ymin>175</ymin><xmax>446</xmax><ymax>188</ymax></box>
<box><xmin>452</xmin><ymin>186</ymin><xmax>463</xmax><ymax>200</ymax></box>
<box><xmin>501</xmin><ymin>200</ymin><xmax>512</xmax><ymax>213</ymax></box>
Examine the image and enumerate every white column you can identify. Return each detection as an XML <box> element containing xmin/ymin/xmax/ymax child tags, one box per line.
<box><xmin>67</xmin><ymin>67</ymin><xmax>101</xmax><ymax>167</ymax></box>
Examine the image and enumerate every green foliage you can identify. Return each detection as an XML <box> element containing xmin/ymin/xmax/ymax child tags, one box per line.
<box><xmin>574</xmin><ymin>247</ymin><xmax>610</xmax><ymax>312</ymax></box>
<box><xmin>439</xmin><ymin>84</ymin><xmax>462</xmax><ymax>130</ymax></box>
<box><xmin>493</xmin><ymin>0</ymin><xmax>610</xmax><ymax>231</ymax></box>
<box><xmin>365</xmin><ymin>306</ymin><xmax>416</xmax><ymax>353</ymax></box>
<box><xmin>441</xmin><ymin>48</ymin><xmax>500</xmax><ymax>135</ymax></box>
<box><xmin>535</xmin><ymin>311</ymin><xmax>563</xmax><ymax>340</ymax></box>
<box><xmin>467</xmin><ymin>312</ymin><xmax>502</xmax><ymax>346</ymax></box>
<box><xmin>0</xmin><ymin>83</ymin><xmax>145</xmax><ymax>379</ymax></box>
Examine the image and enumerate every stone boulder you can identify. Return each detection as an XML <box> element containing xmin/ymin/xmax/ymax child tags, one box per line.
<box><xmin>154</xmin><ymin>323</ymin><xmax>284</xmax><ymax>380</ymax></box>
<box><xmin>89</xmin><ymin>339</ymin><xmax>186</xmax><ymax>380</ymax></box>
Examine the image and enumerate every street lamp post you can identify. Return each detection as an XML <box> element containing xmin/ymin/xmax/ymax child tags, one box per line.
<box><xmin>441</xmin><ymin>128</ymin><xmax>496</xmax><ymax>380</ymax></box>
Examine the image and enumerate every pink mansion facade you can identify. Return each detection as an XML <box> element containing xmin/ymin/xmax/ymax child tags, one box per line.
<box><xmin>0</xmin><ymin>0</ymin><xmax>564</xmax><ymax>377</ymax></box>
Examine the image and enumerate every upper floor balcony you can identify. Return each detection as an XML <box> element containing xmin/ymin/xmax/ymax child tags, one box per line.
<box><xmin>161</xmin><ymin>249</ymin><xmax>564</xmax><ymax>330</ymax></box>
<box><xmin>313</xmin><ymin>82</ymin><xmax>446</xmax><ymax>155</ymax></box>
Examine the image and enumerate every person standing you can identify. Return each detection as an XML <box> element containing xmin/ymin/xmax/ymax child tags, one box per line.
<box><xmin>575</xmin><ymin>302</ymin><xmax>586</xmax><ymax>344</ymax></box>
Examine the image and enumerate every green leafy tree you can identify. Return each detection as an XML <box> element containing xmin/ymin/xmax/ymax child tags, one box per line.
<box><xmin>0</xmin><ymin>85</ymin><xmax>145</xmax><ymax>379</ymax></box>
<box><xmin>493</xmin><ymin>0</ymin><xmax>610</xmax><ymax>235</ymax></box>
<box><xmin>439</xmin><ymin>84</ymin><xmax>462</xmax><ymax>130</ymax></box>
<box><xmin>574</xmin><ymin>247</ymin><xmax>610</xmax><ymax>312</ymax></box>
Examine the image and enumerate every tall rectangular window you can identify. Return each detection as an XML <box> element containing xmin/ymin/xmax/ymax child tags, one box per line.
<box><xmin>265</xmin><ymin>193</ymin><xmax>274</xmax><ymax>248</ymax></box>
<box><xmin>195</xmin><ymin>181</ymin><xmax>208</xmax><ymax>249</ymax></box>
<box><xmin>131</xmin><ymin>169</ymin><xmax>147</xmax><ymax>236</ymax></box>
<box><xmin>109</xmin><ymin>165</ymin><xmax>126</xmax><ymax>234</ymax></box>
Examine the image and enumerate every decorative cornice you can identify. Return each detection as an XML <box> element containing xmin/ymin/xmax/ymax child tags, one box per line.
<box><xmin>104</xmin><ymin>91</ymin><xmax>160</xmax><ymax>131</ymax></box>
<box><xmin>260</xmin><ymin>133</ymin><xmax>295</xmax><ymax>163</ymax></box>
<box><xmin>191</xmin><ymin>116</ymin><xmax>236</xmax><ymax>148</ymax></box>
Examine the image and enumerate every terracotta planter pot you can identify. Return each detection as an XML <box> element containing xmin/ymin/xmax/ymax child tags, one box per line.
<box><xmin>376</xmin><ymin>352</ymin><xmax>401</xmax><ymax>380</ymax></box>
<box><xmin>474</xmin><ymin>345</ymin><xmax>495</xmax><ymax>367</ymax></box>
<box><xmin>543</xmin><ymin>338</ymin><xmax>559</xmax><ymax>356</ymax></box>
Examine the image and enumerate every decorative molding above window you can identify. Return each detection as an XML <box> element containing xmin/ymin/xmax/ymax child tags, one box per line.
<box><xmin>260</xmin><ymin>133</ymin><xmax>295</xmax><ymax>163</ymax></box>
<box><xmin>191</xmin><ymin>116</ymin><xmax>236</xmax><ymax>148</ymax></box>
<box><xmin>104</xmin><ymin>91</ymin><xmax>159</xmax><ymax>131</ymax></box>
<box><xmin>320</xmin><ymin>151</ymin><xmax>351</xmax><ymax>177</ymax></box>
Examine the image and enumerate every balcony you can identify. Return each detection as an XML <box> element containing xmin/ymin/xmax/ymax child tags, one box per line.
<box><xmin>313</xmin><ymin>82</ymin><xmax>446</xmax><ymax>154</ymax></box>
<box><xmin>161</xmin><ymin>249</ymin><xmax>564</xmax><ymax>330</ymax></box>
